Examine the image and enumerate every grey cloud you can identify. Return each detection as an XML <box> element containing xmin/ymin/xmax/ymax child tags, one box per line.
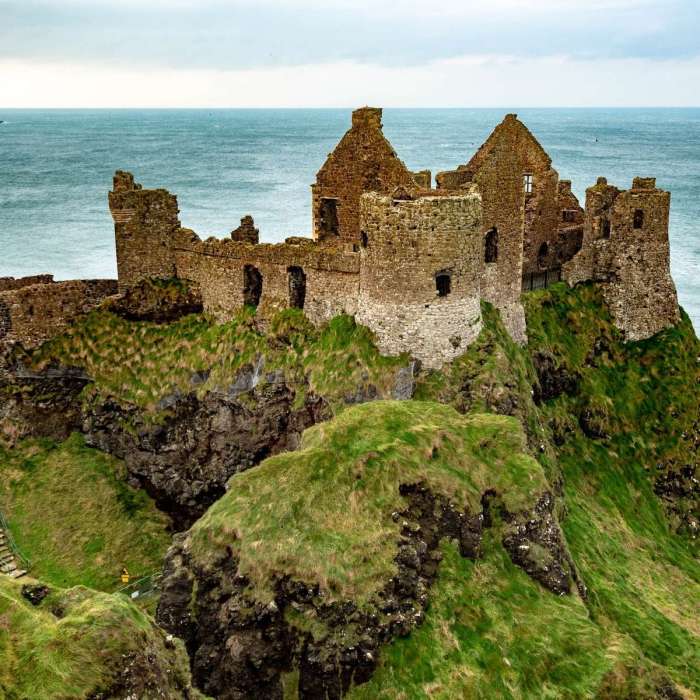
<box><xmin>1</xmin><ymin>0</ymin><xmax>698</xmax><ymax>69</ymax></box>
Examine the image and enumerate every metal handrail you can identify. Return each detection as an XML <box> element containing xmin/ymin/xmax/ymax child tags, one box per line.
<box><xmin>0</xmin><ymin>507</ymin><xmax>31</xmax><ymax>570</ymax></box>
<box><xmin>117</xmin><ymin>570</ymin><xmax>163</xmax><ymax>599</ymax></box>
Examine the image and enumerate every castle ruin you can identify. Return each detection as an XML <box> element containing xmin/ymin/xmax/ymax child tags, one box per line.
<box><xmin>0</xmin><ymin>107</ymin><xmax>678</xmax><ymax>365</ymax></box>
<box><xmin>106</xmin><ymin>107</ymin><xmax>679</xmax><ymax>367</ymax></box>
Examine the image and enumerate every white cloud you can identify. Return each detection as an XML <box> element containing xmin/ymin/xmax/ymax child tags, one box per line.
<box><xmin>1</xmin><ymin>54</ymin><xmax>698</xmax><ymax>108</ymax></box>
<box><xmin>30</xmin><ymin>0</ymin><xmax>656</xmax><ymax>16</ymax></box>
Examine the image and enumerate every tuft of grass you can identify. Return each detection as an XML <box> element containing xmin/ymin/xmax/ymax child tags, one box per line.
<box><xmin>189</xmin><ymin>400</ymin><xmax>548</xmax><ymax>604</ymax></box>
<box><xmin>0</xmin><ymin>575</ymin><xmax>198</xmax><ymax>699</ymax></box>
<box><xmin>0</xmin><ymin>433</ymin><xmax>171</xmax><ymax>591</ymax></box>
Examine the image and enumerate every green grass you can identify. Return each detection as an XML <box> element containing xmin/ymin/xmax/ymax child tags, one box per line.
<box><xmin>0</xmin><ymin>433</ymin><xmax>171</xmax><ymax>591</ymax></box>
<box><xmin>349</xmin><ymin>538</ymin><xmax>622</xmax><ymax>700</ymax></box>
<box><xmin>189</xmin><ymin>400</ymin><xmax>548</xmax><ymax>604</ymax></box>
<box><xmin>522</xmin><ymin>283</ymin><xmax>700</xmax><ymax>694</ymax></box>
<box><xmin>0</xmin><ymin>576</ymin><xmax>197</xmax><ymax>700</ymax></box>
<box><xmin>28</xmin><ymin>308</ymin><xmax>408</xmax><ymax>415</ymax></box>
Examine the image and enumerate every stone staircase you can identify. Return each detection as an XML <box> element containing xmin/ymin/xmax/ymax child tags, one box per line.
<box><xmin>0</xmin><ymin>527</ymin><xmax>27</xmax><ymax>579</ymax></box>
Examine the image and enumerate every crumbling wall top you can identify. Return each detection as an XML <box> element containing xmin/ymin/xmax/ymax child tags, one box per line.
<box><xmin>632</xmin><ymin>177</ymin><xmax>657</xmax><ymax>191</ymax></box>
<box><xmin>352</xmin><ymin>107</ymin><xmax>383</xmax><ymax>129</ymax></box>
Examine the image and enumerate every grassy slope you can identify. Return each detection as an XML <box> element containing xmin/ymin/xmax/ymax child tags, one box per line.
<box><xmin>2</xmin><ymin>283</ymin><xmax>697</xmax><ymax>697</ymax></box>
<box><xmin>28</xmin><ymin>307</ymin><xmax>407</xmax><ymax>414</ymax></box>
<box><xmin>0</xmin><ymin>433</ymin><xmax>171</xmax><ymax>591</ymax></box>
<box><xmin>0</xmin><ymin>576</ymin><xmax>196</xmax><ymax>700</ymax></box>
<box><xmin>189</xmin><ymin>400</ymin><xmax>547</xmax><ymax>604</ymax></box>
<box><xmin>351</xmin><ymin>285</ymin><xmax>699</xmax><ymax>699</ymax></box>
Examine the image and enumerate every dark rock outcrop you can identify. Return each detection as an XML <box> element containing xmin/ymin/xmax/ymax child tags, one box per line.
<box><xmin>501</xmin><ymin>491</ymin><xmax>583</xmax><ymax>597</ymax></box>
<box><xmin>532</xmin><ymin>351</ymin><xmax>580</xmax><ymax>404</ymax></box>
<box><xmin>0</xmin><ymin>361</ymin><xmax>90</xmax><ymax>445</ymax></box>
<box><xmin>21</xmin><ymin>583</ymin><xmax>50</xmax><ymax>606</ymax></box>
<box><xmin>83</xmin><ymin>366</ymin><xmax>331</xmax><ymax>528</ymax></box>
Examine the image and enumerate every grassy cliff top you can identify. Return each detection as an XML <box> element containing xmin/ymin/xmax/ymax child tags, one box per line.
<box><xmin>28</xmin><ymin>307</ymin><xmax>408</xmax><ymax>413</ymax></box>
<box><xmin>0</xmin><ymin>576</ymin><xmax>198</xmax><ymax>699</ymax></box>
<box><xmin>189</xmin><ymin>400</ymin><xmax>547</xmax><ymax>603</ymax></box>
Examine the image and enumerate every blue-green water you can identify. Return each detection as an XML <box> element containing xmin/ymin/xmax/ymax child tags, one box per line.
<box><xmin>0</xmin><ymin>109</ymin><xmax>698</xmax><ymax>330</ymax></box>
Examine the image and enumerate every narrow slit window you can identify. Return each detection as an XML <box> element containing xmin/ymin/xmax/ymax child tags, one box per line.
<box><xmin>633</xmin><ymin>209</ymin><xmax>644</xmax><ymax>229</ymax></box>
<box><xmin>485</xmin><ymin>227</ymin><xmax>498</xmax><ymax>263</ymax></box>
<box><xmin>524</xmin><ymin>174</ymin><xmax>534</xmax><ymax>195</ymax></box>
<box><xmin>436</xmin><ymin>273</ymin><xmax>451</xmax><ymax>297</ymax></box>
<box><xmin>601</xmin><ymin>217</ymin><xmax>611</xmax><ymax>239</ymax></box>
<box><xmin>537</xmin><ymin>242</ymin><xmax>549</xmax><ymax>268</ymax></box>
<box><xmin>287</xmin><ymin>266</ymin><xmax>306</xmax><ymax>309</ymax></box>
<box><xmin>319</xmin><ymin>198</ymin><xmax>339</xmax><ymax>238</ymax></box>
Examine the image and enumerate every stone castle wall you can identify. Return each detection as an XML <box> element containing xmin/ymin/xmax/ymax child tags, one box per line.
<box><xmin>109</xmin><ymin>170</ymin><xmax>183</xmax><ymax>290</ymax></box>
<box><xmin>563</xmin><ymin>177</ymin><xmax>680</xmax><ymax>341</ymax></box>
<box><xmin>0</xmin><ymin>279</ymin><xmax>118</xmax><ymax>349</ymax></box>
<box><xmin>105</xmin><ymin>108</ymin><xmax>680</xmax><ymax>365</ymax></box>
<box><xmin>174</xmin><ymin>232</ymin><xmax>360</xmax><ymax>325</ymax></box>
<box><xmin>0</xmin><ymin>275</ymin><xmax>55</xmax><ymax>292</ymax></box>
<box><xmin>356</xmin><ymin>190</ymin><xmax>483</xmax><ymax>367</ymax></box>
<box><xmin>436</xmin><ymin>115</ymin><xmax>585</xmax><ymax>332</ymax></box>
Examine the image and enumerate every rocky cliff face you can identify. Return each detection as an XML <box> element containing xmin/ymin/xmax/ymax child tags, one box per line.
<box><xmin>156</xmin><ymin>480</ymin><xmax>578</xmax><ymax>700</ymax></box>
<box><xmin>82</xmin><ymin>365</ymin><xmax>331</xmax><ymax>528</ymax></box>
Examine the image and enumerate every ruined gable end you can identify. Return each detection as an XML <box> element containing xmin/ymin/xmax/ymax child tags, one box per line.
<box><xmin>563</xmin><ymin>177</ymin><xmax>680</xmax><ymax>341</ymax></box>
<box><xmin>312</xmin><ymin>107</ymin><xmax>419</xmax><ymax>248</ymax></box>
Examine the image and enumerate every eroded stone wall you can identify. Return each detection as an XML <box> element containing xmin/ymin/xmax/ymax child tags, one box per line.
<box><xmin>436</xmin><ymin>115</ymin><xmax>584</xmax><ymax>338</ymax></box>
<box><xmin>357</xmin><ymin>190</ymin><xmax>483</xmax><ymax>368</ymax></box>
<box><xmin>0</xmin><ymin>279</ymin><xmax>118</xmax><ymax>349</ymax></box>
<box><xmin>109</xmin><ymin>171</ymin><xmax>184</xmax><ymax>290</ymax></box>
<box><xmin>174</xmin><ymin>233</ymin><xmax>360</xmax><ymax>325</ymax></box>
<box><xmin>0</xmin><ymin>275</ymin><xmax>54</xmax><ymax>292</ymax></box>
<box><xmin>563</xmin><ymin>177</ymin><xmax>680</xmax><ymax>340</ymax></box>
<box><xmin>312</xmin><ymin>108</ymin><xmax>419</xmax><ymax>248</ymax></box>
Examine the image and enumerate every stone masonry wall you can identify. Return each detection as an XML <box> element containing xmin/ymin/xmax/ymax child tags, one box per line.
<box><xmin>174</xmin><ymin>232</ymin><xmax>360</xmax><ymax>325</ymax></box>
<box><xmin>312</xmin><ymin>108</ymin><xmax>418</xmax><ymax>248</ymax></box>
<box><xmin>436</xmin><ymin>115</ymin><xmax>532</xmax><ymax>342</ymax></box>
<box><xmin>0</xmin><ymin>279</ymin><xmax>118</xmax><ymax>349</ymax></box>
<box><xmin>0</xmin><ymin>275</ymin><xmax>54</xmax><ymax>292</ymax></box>
<box><xmin>356</xmin><ymin>189</ymin><xmax>483</xmax><ymax>368</ymax></box>
<box><xmin>436</xmin><ymin>115</ymin><xmax>584</xmax><ymax>335</ymax></box>
<box><xmin>563</xmin><ymin>177</ymin><xmax>680</xmax><ymax>341</ymax></box>
<box><xmin>109</xmin><ymin>171</ymin><xmax>185</xmax><ymax>291</ymax></box>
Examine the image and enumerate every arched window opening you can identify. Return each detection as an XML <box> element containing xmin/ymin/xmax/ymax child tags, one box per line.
<box><xmin>537</xmin><ymin>242</ymin><xmax>549</xmax><ymax>268</ymax></box>
<box><xmin>287</xmin><ymin>266</ymin><xmax>306</xmax><ymax>309</ymax></box>
<box><xmin>601</xmin><ymin>217</ymin><xmax>611</xmax><ymax>239</ymax></box>
<box><xmin>319</xmin><ymin>198</ymin><xmax>339</xmax><ymax>238</ymax></box>
<box><xmin>243</xmin><ymin>264</ymin><xmax>263</xmax><ymax>308</ymax></box>
<box><xmin>360</xmin><ymin>231</ymin><xmax>368</xmax><ymax>248</ymax></box>
<box><xmin>633</xmin><ymin>209</ymin><xmax>644</xmax><ymax>229</ymax></box>
<box><xmin>485</xmin><ymin>228</ymin><xmax>498</xmax><ymax>263</ymax></box>
<box><xmin>436</xmin><ymin>273</ymin><xmax>451</xmax><ymax>297</ymax></box>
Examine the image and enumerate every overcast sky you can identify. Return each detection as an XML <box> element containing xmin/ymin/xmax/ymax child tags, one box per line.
<box><xmin>2</xmin><ymin>0</ymin><xmax>699</xmax><ymax>107</ymax></box>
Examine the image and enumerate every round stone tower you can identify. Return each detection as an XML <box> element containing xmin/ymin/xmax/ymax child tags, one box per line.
<box><xmin>357</xmin><ymin>187</ymin><xmax>483</xmax><ymax>368</ymax></box>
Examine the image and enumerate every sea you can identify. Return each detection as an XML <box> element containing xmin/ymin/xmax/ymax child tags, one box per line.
<box><xmin>0</xmin><ymin>108</ymin><xmax>698</xmax><ymax>331</ymax></box>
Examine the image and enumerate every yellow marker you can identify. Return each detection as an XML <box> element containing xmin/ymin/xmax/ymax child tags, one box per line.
<box><xmin>120</xmin><ymin>568</ymin><xmax>130</xmax><ymax>584</ymax></box>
